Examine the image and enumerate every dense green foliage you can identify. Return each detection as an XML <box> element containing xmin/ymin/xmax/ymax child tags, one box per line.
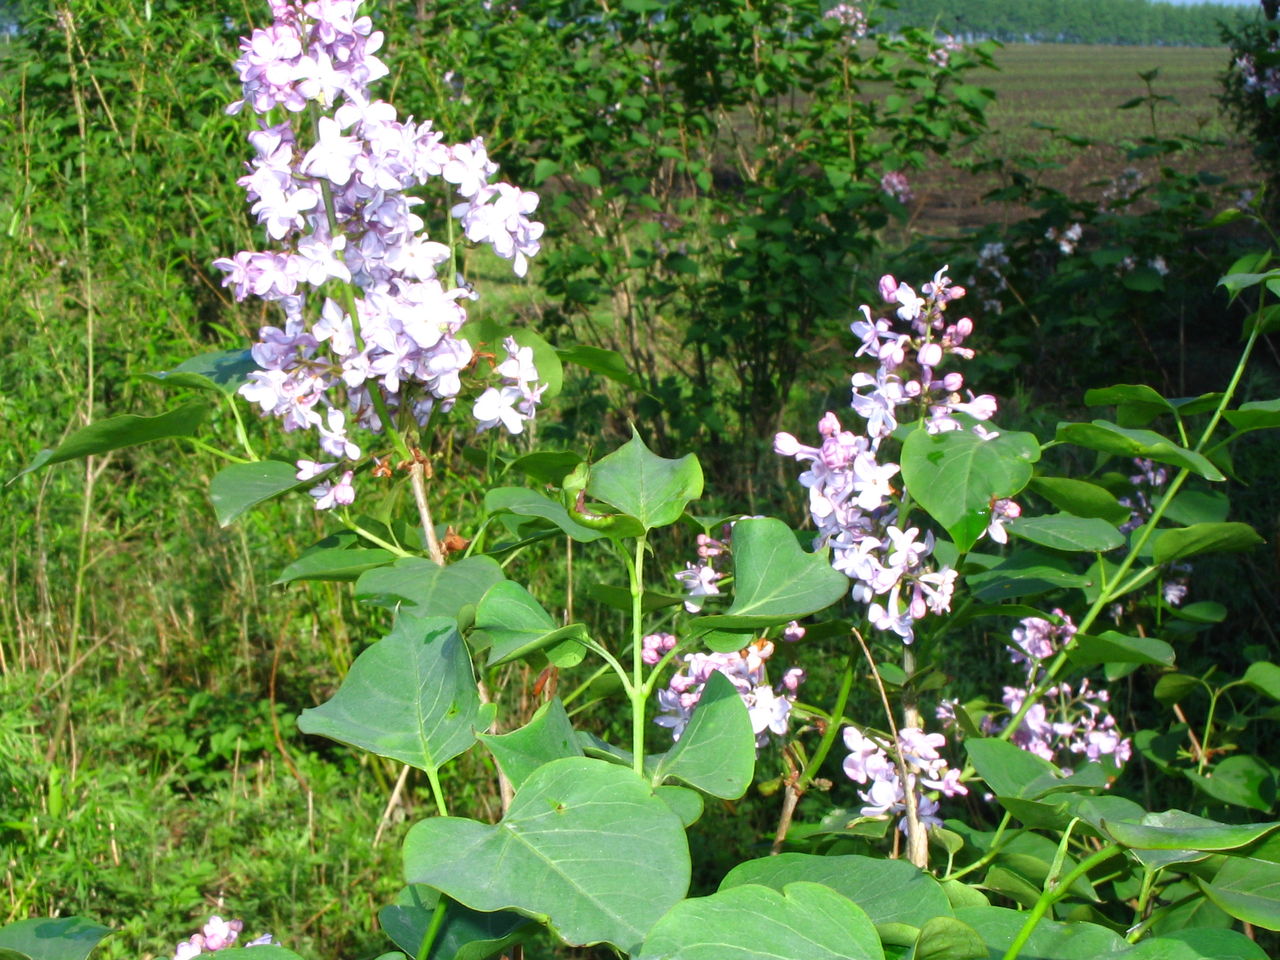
<box><xmin>883</xmin><ymin>0</ymin><xmax>1255</xmax><ymax>47</ymax></box>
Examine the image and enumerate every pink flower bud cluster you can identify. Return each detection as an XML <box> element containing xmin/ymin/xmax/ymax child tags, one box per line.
<box><xmin>775</xmin><ymin>267</ymin><xmax>1001</xmax><ymax>642</ymax></box>
<box><xmin>655</xmin><ymin>640</ymin><xmax>805</xmax><ymax>749</ymax></box>
<box><xmin>994</xmin><ymin>680</ymin><xmax>1132</xmax><ymax>773</ymax></box>
<box><xmin>841</xmin><ymin>725</ymin><xmax>967</xmax><ymax>831</ymax></box>
<box><xmin>173</xmin><ymin>917</ymin><xmax>273</xmax><ymax>960</ymax></box>
<box><xmin>215</xmin><ymin>1</ymin><xmax>545</xmax><ymax>509</ymax></box>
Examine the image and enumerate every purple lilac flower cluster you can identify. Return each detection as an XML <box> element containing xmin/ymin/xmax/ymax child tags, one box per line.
<box><xmin>775</xmin><ymin>267</ymin><xmax>999</xmax><ymax>643</ymax></box>
<box><xmin>655</xmin><ymin>640</ymin><xmax>805</xmax><ymax>748</ymax></box>
<box><xmin>996</xmin><ymin>681</ymin><xmax>1132</xmax><ymax>774</ymax></box>
<box><xmin>1235</xmin><ymin>37</ymin><xmax>1280</xmax><ymax>99</ymax></box>
<box><xmin>173</xmin><ymin>916</ymin><xmax>273</xmax><ymax>960</ymax></box>
<box><xmin>841</xmin><ymin>725</ymin><xmax>967</xmax><ymax>830</ymax></box>
<box><xmin>974</xmin><ymin>611</ymin><xmax>1132</xmax><ymax>773</ymax></box>
<box><xmin>215</xmin><ymin>0</ymin><xmax>545</xmax><ymax>509</ymax></box>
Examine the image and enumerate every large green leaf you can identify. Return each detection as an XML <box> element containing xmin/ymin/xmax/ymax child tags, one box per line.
<box><xmin>1006</xmin><ymin>514</ymin><xmax>1124</xmax><ymax>552</ymax></box>
<box><xmin>1028</xmin><ymin>477</ymin><xmax>1131</xmax><ymax>525</ymax></box>
<box><xmin>472</xmin><ymin>580</ymin><xmax>587</xmax><ymax>668</ymax></box>
<box><xmin>694</xmin><ymin>518</ymin><xmax>848</xmax><ymax>630</ymax></box>
<box><xmin>635</xmin><ymin>882</ymin><xmax>884</xmax><ymax>960</ymax></box>
<box><xmin>1068</xmin><ymin>631</ymin><xmax>1175</xmax><ymax>668</ymax></box>
<box><xmin>141</xmin><ymin>348</ymin><xmax>257</xmax><ymax>395</ymax></box>
<box><xmin>719</xmin><ymin>854</ymin><xmax>952</xmax><ymax>928</ymax></box>
<box><xmin>556</xmin><ymin>344</ymin><xmax>645</xmax><ymax>390</ymax></box>
<box><xmin>1130</xmin><ymin>929</ymin><xmax>1268</xmax><ymax>960</ymax></box>
<box><xmin>1201</xmin><ymin>854</ymin><xmax>1280</xmax><ymax>931</ymax></box>
<box><xmin>586</xmin><ymin>430</ymin><xmax>703</xmax><ymax>531</ymax></box>
<box><xmin>911</xmin><ymin>916</ymin><xmax>987</xmax><ymax>960</ymax></box>
<box><xmin>1222</xmin><ymin>398</ymin><xmax>1280</xmax><ymax>434</ymax></box>
<box><xmin>403</xmin><ymin>757</ymin><xmax>689</xmax><ymax>954</ymax></box>
<box><xmin>484</xmin><ymin>486</ymin><xmax>608</xmax><ymax>543</ymax></box>
<box><xmin>952</xmin><ymin>906</ymin><xmax>1127</xmax><ymax>958</ymax></box>
<box><xmin>21</xmin><ymin>402</ymin><xmax>211</xmax><ymax>477</ymax></box>
<box><xmin>479</xmin><ymin>698</ymin><xmax>583</xmax><ymax>793</ymax></box>
<box><xmin>379</xmin><ymin>885</ymin><xmax>530</xmax><ymax>960</ymax></box>
<box><xmin>966</xmin><ymin>550</ymin><xmax>1092</xmax><ymax>601</ymax></box>
<box><xmin>1163</xmin><ymin>490</ymin><xmax>1229</xmax><ymax>526</ymax></box>
<box><xmin>355</xmin><ymin>556</ymin><xmax>505</xmax><ymax>618</ymax></box>
<box><xmin>275</xmin><ymin>546</ymin><xmax>397</xmax><ymax>584</ymax></box>
<box><xmin>208</xmin><ymin>460</ymin><xmax>303</xmax><ymax>526</ymax></box>
<box><xmin>1185</xmin><ymin>755</ymin><xmax>1277</xmax><ymax>813</ymax></box>
<box><xmin>1084</xmin><ymin>383</ymin><xmax>1177</xmax><ymax>427</ymax></box>
<box><xmin>1054</xmin><ymin>421</ymin><xmax>1224</xmax><ymax>481</ymax></box>
<box><xmin>1101</xmin><ymin>810</ymin><xmax>1280</xmax><ymax>852</ymax></box>
<box><xmin>1152</xmin><ymin>522</ymin><xmax>1264</xmax><ymax>565</ymax></box>
<box><xmin>901</xmin><ymin>427</ymin><xmax>1040</xmax><ymax>552</ymax></box>
<box><xmin>297</xmin><ymin>614</ymin><xmax>479</xmax><ymax>774</ymax></box>
<box><xmin>653</xmin><ymin>670</ymin><xmax>756</xmax><ymax>799</ymax></box>
<box><xmin>965</xmin><ymin>738</ymin><xmax>1059</xmax><ymax>800</ymax></box>
<box><xmin>0</xmin><ymin>918</ymin><xmax>112</xmax><ymax>960</ymax></box>
<box><xmin>1244</xmin><ymin>661</ymin><xmax>1280</xmax><ymax>700</ymax></box>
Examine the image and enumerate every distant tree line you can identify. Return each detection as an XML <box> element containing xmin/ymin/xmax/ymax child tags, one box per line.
<box><xmin>877</xmin><ymin>0</ymin><xmax>1256</xmax><ymax>46</ymax></box>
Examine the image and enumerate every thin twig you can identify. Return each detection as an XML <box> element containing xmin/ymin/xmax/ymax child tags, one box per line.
<box><xmin>409</xmin><ymin>460</ymin><xmax>446</xmax><ymax>566</ymax></box>
<box><xmin>854</xmin><ymin>629</ymin><xmax>928</xmax><ymax>869</ymax></box>
<box><xmin>374</xmin><ymin>764</ymin><xmax>411</xmax><ymax>847</ymax></box>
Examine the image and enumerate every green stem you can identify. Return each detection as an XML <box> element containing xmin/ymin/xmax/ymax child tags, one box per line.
<box><xmin>943</xmin><ymin>811</ymin><xmax>1013</xmax><ymax>882</ymax></box>
<box><xmin>796</xmin><ymin>654</ymin><xmax>856</xmax><ymax>792</ymax></box>
<box><xmin>183</xmin><ymin>436</ymin><xmax>249</xmax><ymax>464</ymax></box>
<box><xmin>1001</xmin><ymin>844</ymin><xmax>1123</xmax><ymax>960</ymax></box>
<box><xmin>415</xmin><ymin>898</ymin><xmax>448</xmax><ymax>960</ymax></box>
<box><xmin>630</xmin><ymin>535</ymin><xmax>648</xmax><ymax>776</ymax></box>
<box><xmin>343</xmin><ymin>516</ymin><xmax>414</xmax><ymax>558</ymax></box>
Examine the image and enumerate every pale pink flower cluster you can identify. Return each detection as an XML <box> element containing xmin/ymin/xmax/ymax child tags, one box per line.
<box><xmin>215</xmin><ymin>1</ymin><xmax>544</xmax><ymax>509</ymax></box>
<box><xmin>173</xmin><ymin>917</ymin><xmax>273</xmax><ymax>960</ymax></box>
<box><xmin>928</xmin><ymin>34</ymin><xmax>962</xmax><ymax>69</ymax></box>
<box><xmin>775</xmin><ymin>268</ymin><xmax>1000</xmax><ymax>642</ymax></box>
<box><xmin>841</xmin><ymin>725</ymin><xmax>967</xmax><ymax>830</ymax></box>
<box><xmin>655</xmin><ymin>640</ymin><xmax>805</xmax><ymax>748</ymax></box>
<box><xmin>641</xmin><ymin>631</ymin><xmax>677</xmax><ymax>666</ymax></box>
<box><xmin>880</xmin><ymin>171</ymin><xmax>913</xmax><ymax>204</ymax></box>
<box><xmin>995</xmin><ymin>681</ymin><xmax>1132</xmax><ymax>774</ymax></box>
<box><xmin>824</xmin><ymin>2</ymin><xmax>868</xmax><ymax>38</ymax></box>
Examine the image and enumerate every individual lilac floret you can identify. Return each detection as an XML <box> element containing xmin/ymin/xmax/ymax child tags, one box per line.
<box><xmin>655</xmin><ymin>640</ymin><xmax>802</xmax><ymax>749</ymax></box>
<box><xmin>880</xmin><ymin>171</ymin><xmax>913</xmax><ymax>204</ymax></box>
<box><xmin>673</xmin><ymin>523</ymin><xmax>734</xmax><ymax>612</ymax></box>
<box><xmin>841</xmin><ymin>725</ymin><xmax>967</xmax><ymax>831</ymax></box>
<box><xmin>216</xmin><ymin>0</ymin><xmax>545</xmax><ymax>507</ymax></box>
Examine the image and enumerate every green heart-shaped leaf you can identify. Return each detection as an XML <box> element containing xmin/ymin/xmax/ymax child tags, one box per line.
<box><xmin>298</xmin><ymin>614</ymin><xmax>479</xmax><ymax>774</ymax></box>
<box><xmin>695</xmin><ymin>518</ymin><xmax>848</xmax><ymax>630</ymax></box>
<box><xmin>901</xmin><ymin>427</ymin><xmax>1040</xmax><ymax>552</ymax></box>
<box><xmin>587</xmin><ymin>430</ymin><xmax>702</xmax><ymax>531</ymax></box>
<box><xmin>403</xmin><ymin>757</ymin><xmax>689</xmax><ymax>953</ymax></box>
